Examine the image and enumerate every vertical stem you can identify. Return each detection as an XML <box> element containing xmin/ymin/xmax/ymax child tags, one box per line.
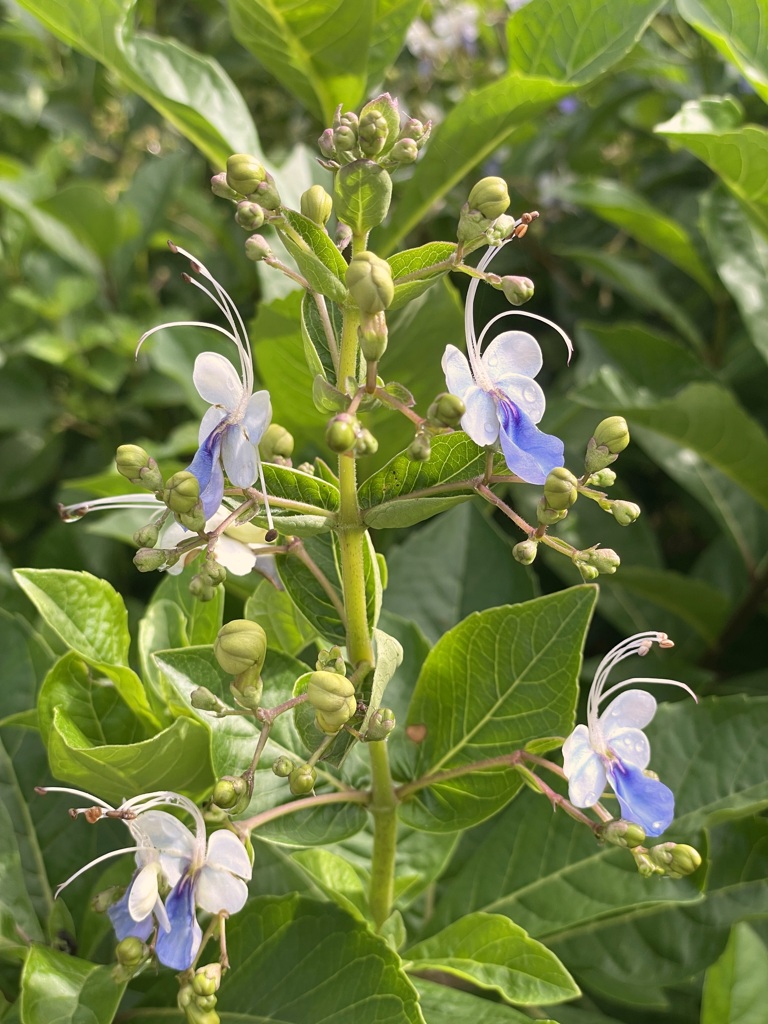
<box><xmin>368</xmin><ymin>739</ymin><xmax>398</xmax><ymax>929</ymax></box>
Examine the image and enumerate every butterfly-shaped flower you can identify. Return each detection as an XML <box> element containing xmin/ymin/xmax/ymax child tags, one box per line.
<box><xmin>45</xmin><ymin>788</ymin><xmax>252</xmax><ymax>971</ymax></box>
<box><xmin>562</xmin><ymin>632</ymin><xmax>697</xmax><ymax>836</ymax></box>
<box><xmin>138</xmin><ymin>243</ymin><xmax>273</xmax><ymax>523</ymax></box>
<box><xmin>442</xmin><ymin>242</ymin><xmax>573</xmax><ymax>484</ymax></box>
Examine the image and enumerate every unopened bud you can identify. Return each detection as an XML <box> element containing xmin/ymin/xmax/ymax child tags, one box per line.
<box><xmin>594</xmin><ymin>416</ymin><xmax>630</xmax><ymax>454</ymax></box>
<box><xmin>214</xmin><ymin>619</ymin><xmax>268</xmax><ymax>676</ymax></box>
<box><xmin>468</xmin><ymin>176</ymin><xmax>510</xmax><ymax>220</ymax></box>
<box><xmin>428</xmin><ymin>392</ymin><xmax>465</xmax><ymax>428</ymax></box>
<box><xmin>289</xmin><ymin>764</ymin><xmax>317</xmax><ymax>796</ymax></box>
<box><xmin>365</xmin><ymin>707</ymin><xmax>396</xmax><ymax>741</ymax></box>
<box><xmin>226</xmin><ymin>154</ymin><xmax>267</xmax><ymax>196</ymax></box>
<box><xmin>610</xmin><ymin>500</ymin><xmax>641</xmax><ymax>527</ymax></box>
<box><xmin>587</xmin><ymin>547</ymin><xmax>621</xmax><ymax>574</ymax></box>
<box><xmin>632</xmin><ymin>848</ymin><xmax>658</xmax><ymax>877</ymax></box>
<box><xmin>326</xmin><ymin>413</ymin><xmax>359</xmax><ymax>453</ymax></box>
<box><xmin>512</xmin><ymin>539</ymin><xmax>538</xmax><ymax>565</ymax></box>
<box><xmin>211</xmin><ymin>776</ymin><xmax>248</xmax><ymax>811</ymax></box>
<box><xmin>317</xmin><ymin>646</ymin><xmax>346</xmax><ymax>674</ymax></box>
<box><xmin>176</xmin><ymin>504</ymin><xmax>206</xmax><ymax>533</ymax></box>
<box><xmin>346</xmin><ymin>251</ymin><xmax>395</xmax><ymax>314</ymax></box>
<box><xmin>573</xmin><ymin>560</ymin><xmax>600</xmax><ymax>582</ymax></box>
<box><xmin>115</xmin><ymin>936</ymin><xmax>148</xmax><ymax>968</ymax></box>
<box><xmin>315</xmin><ymin>706</ymin><xmax>355</xmax><ymax>733</ymax></box>
<box><xmin>245</xmin><ymin>234</ymin><xmax>272</xmax><ymax>261</ymax></box>
<box><xmin>408</xmin><ymin>434</ymin><xmax>431</xmax><ymax>461</ymax></box>
<box><xmin>201</xmin><ymin>558</ymin><xmax>227</xmax><ymax>586</ymax></box>
<box><xmin>354</xmin><ymin>427</ymin><xmax>378</xmax><ymax>457</ymax></box>
<box><xmin>501</xmin><ymin>275</ymin><xmax>535</xmax><ymax>306</ymax></box>
<box><xmin>389</xmin><ymin>138</ymin><xmax>418</xmax><ymax>164</ymax></box>
<box><xmin>133</xmin><ymin>522</ymin><xmax>160</xmax><ymax>548</ymax></box>
<box><xmin>359</xmin><ymin>312</ymin><xmax>388</xmax><ymax>362</ymax></box>
<box><xmin>318</xmin><ymin>128</ymin><xmax>336</xmax><ymax>159</ymax></box>
<box><xmin>162</xmin><ymin>471</ymin><xmax>200</xmax><ymax>514</ymax></box>
<box><xmin>300</xmin><ymin>185</ymin><xmax>333</xmax><ymax>226</ymax></box>
<box><xmin>210</xmin><ymin>172</ymin><xmax>239</xmax><ymax>201</ymax></box>
<box><xmin>230</xmin><ymin>665</ymin><xmax>263</xmax><ymax>710</ymax></box>
<box><xmin>190</xmin><ymin>687</ymin><xmax>222</xmax><ymax>712</ymax></box>
<box><xmin>596</xmin><ymin>819</ymin><xmax>646</xmax><ymax>849</ymax></box>
<box><xmin>359</xmin><ymin>111</ymin><xmax>389</xmax><ymax>157</ymax></box>
<box><xmin>260</xmin><ymin>423</ymin><xmax>294</xmax><ymax>461</ymax></box>
<box><xmin>334</xmin><ymin>124</ymin><xmax>358</xmax><ymax>153</ymax></box>
<box><xmin>272</xmin><ymin>756</ymin><xmax>295</xmax><ymax>778</ymax></box>
<box><xmin>134</xmin><ymin>547</ymin><xmax>169</xmax><ymax>572</ymax></box>
<box><xmin>543</xmin><ymin>467</ymin><xmax>579</xmax><ymax>511</ymax></box>
<box><xmin>306</xmin><ymin>671</ymin><xmax>355</xmax><ymax>713</ymax></box>
<box><xmin>115</xmin><ymin>444</ymin><xmax>163</xmax><ymax>491</ymax></box>
<box><xmin>193</xmin><ymin>963</ymin><xmax>222</xmax><ymax>997</ymax></box>
<box><xmin>665</xmin><ymin>843</ymin><xmax>702</xmax><ymax>878</ymax></box>
<box><xmin>235</xmin><ymin>200</ymin><xmax>265</xmax><ymax>231</ymax></box>
<box><xmin>400</xmin><ymin>117</ymin><xmax>427</xmax><ymax>144</ymax></box>
<box><xmin>535</xmin><ymin>497</ymin><xmax>568</xmax><ymax>526</ymax></box>
<box><xmin>588</xmin><ymin>468</ymin><xmax>617</xmax><ymax>487</ymax></box>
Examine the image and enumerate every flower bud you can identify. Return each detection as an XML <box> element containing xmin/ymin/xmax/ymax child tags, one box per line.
<box><xmin>400</xmin><ymin>117</ymin><xmax>427</xmax><ymax>144</ymax></box>
<box><xmin>326</xmin><ymin>413</ymin><xmax>359</xmax><ymax>453</ymax></box>
<box><xmin>272</xmin><ymin>756</ymin><xmax>296</xmax><ymax>778</ymax></box>
<box><xmin>306</xmin><ymin>671</ymin><xmax>355</xmax><ymax>714</ymax></box>
<box><xmin>543</xmin><ymin>467</ymin><xmax>579</xmax><ymax>511</ymax></box>
<box><xmin>457</xmin><ymin>205</ymin><xmax>492</xmax><ymax>245</ymax></box>
<box><xmin>214</xmin><ymin>619</ymin><xmax>268</xmax><ymax>676</ymax></box>
<box><xmin>346</xmin><ymin>251</ymin><xmax>395</xmax><ymax>314</ymax></box>
<box><xmin>484</xmin><ymin>214</ymin><xmax>517</xmax><ymax>246</ymax></box>
<box><xmin>587</xmin><ymin>547</ymin><xmax>621</xmax><ymax>574</ymax></box>
<box><xmin>664</xmin><ymin>843</ymin><xmax>702</xmax><ymax>878</ymax></box>
<box><xmin>201</xmin><ymin>558</ymin><xmax>227</xmax><ymax>586</ymax></box>
<box><xmin>467</xmin><ymin>176</ymin><xmax>510</xmax><ymax>220</ymax></box>
<box><xmin>318</xmin><ymin>128</ymin><xmax>336</xmax><ymax>159</ymax></box>
<box><xmin>365</xmin><ymin>707</ymin><xmax>396</xmax><ymax>741</ymax></box>
<box><xmin>389</xmin><ymin>138</ymin><xmax>418</xmax><ymax>164</ymax></box>
<box><xmin>245</xmin><ymin>234</ymin><xmax>272</xmax><ymax>261</ymax></box>
<box><xmin>289</xmin><ymin>764</ymin><xmax>317</xmax><ymax>796</ymax></box>
<box><xmin>408</xmin><ymin>434</ymin><xmax>431</xmax><ymax>462</ymax></box>
<box><xmin>317</xmin><ymin>646</ymin><xmax>346</xmax><ymax>674</ymax></box>
<box><xmin>334</xmin><ymin>124</ymin><xmax>358</xmax><ymax>153</ymax></box>
<box><xmin>574</xmin><ymin>560</ymin><xmax>600</xmax><ymax>582</ymax></box>
<box><xmin>632</xmin><ymin>848</ymin><xmax>658</xmax><ymax>877</ymax></box>
<box><xmin>193</xmin><ymin>963</ymin><xmax>222</xmax><ymax>997</ymax></box>
<box><xmin>190</xmin><ymin>686</ymin><xmax>222</xmax><ymax>712</ymax></box>
<box><xmin>115</xmin><ymin>936</ymin><xmax>148</xmax><ymax>968</ymax></box>
<box><xmin>334</xmin><ymin>161</ymin><xmax>392</xmax><ymax>233</ymax></box>
<box><xmin>211</xmin><ymin>775</ymin><xmax>249</xmax><ymax>811</ymax></box>
<box><xmin>501</xmin><ymin>275</ymin><xmax>535</xmax><ymax>306</ymax></box>
<box><xmin>189</xmin><ymin>577</ymin><xmax>216</xmax><ymax>602</ymax></box>
<box><xmin>133</xmin><ymin>522</ymin><xmax>160</xmax><ymax>548</ymax></box>
<box><xmin>115</xmin><ymin>444</ymin><xmax>163</xmax><ymax>491</ymax></box>
<box><xmin>596</xmin><ymin>819</ymin><xmax>646</xmax><ymax>849</ymax></box>
<box><xmin>235</xmin><ymin>200</ymin><xmax>265</xmax><ymax>231</ymax></box>
<box><xmin>594</xmin><ymin>416</ymin><xmax>630</xmax><ymax>454</ymax></box>
<box><xmin>210</xmin><ymin>172</ymin><xmax>239</xmax><ymax>201</ymax></box>
<box><xmin>162</xmin><ymin>471</ymin><xmax>200</xmax><ymax>514</ymax></box>
<box><xmin>536</xmin><ymin>498</ymin><xmax>567</xmax><ymax>526</ymax></box>
<box><xmin>133</xmin><ymin>547</ymin><xmax>170</xmax><ymax>572</ymax></box>
<box><xmin>226</xmin><ymin>154</ymin><xmax>267</xmax><ymax>196</ymax></box>
<box><xmin>610</xmin><ymin>500</ymin><xmax>641</xmax><ymax>527</ymax></box>
<box><xmin>251</xmin><ymin>172</ymin><xmax>281</xmax><ymax>211</ymax></box>
<box><xmin>359</xmin><ymin>312</ymin><xmax>388</xmax><ymax>362</ymax></box>
<box><xmin>354</xmin><ymin>428</ymin><xmax>379</xmax><ymax>457</ymax></box>
<box><xmin>588</xmin><ymin>468</ymin><xmax>617</xmax><ymax>488</ymax></box>
<box><xmin>230</xmin><ymin>665</ymin><xmax>263</xmax><ymax>711</ymax></box>
<box><xmin>359</xmin><ymin>110</ymin><xmax>389</xmax><ymax>157</ymax></box>
<box><xmin>260</xmin><ymin>423</ymin><xmax>295</xmax><ymax>461</ymax></box>
<box><xmin>300</xmin><ymin>185</ymin><xmax>333</xmax><ymax>226</ymax></box>
<box><xmin>427</xmin><ymin>392</ymin><xmax>466</xmax><ymax>428</ymax></box>
<box><xmin>512</xmin><ymin>539</ymin><xmax>538</xmax><ymax>565</ymax></box>
<box><xmin>315</xmin><ymin>705</ymin><xmax>356</xmax><ymax>733</ymax></box>
<box><xmin>176</xmin><ymin>504</ymin><xmax>206</xmax><ymax>533</ymax></box>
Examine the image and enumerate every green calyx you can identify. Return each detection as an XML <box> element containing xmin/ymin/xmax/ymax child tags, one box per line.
<box><xmin>585</xmin><ymin>416</ymin><xmax>630</xmax><ymax>473</ymax></box>
<box><xmin>226</xmin><ymin>153</ymin><xmax>267</xmax><ymax>196</ymax></box>
<box><xmin>326</xmin><ymin>413</ymin><xmax>359</xmax><ymax>454</ymax></box>
<box><xmin>468</xmin><ymin>176</ymin><xmax>510</xmax><ymax>220</ymax></box>
<box><xmin>214</xmin><ymin>619</ymin><xmax>267</xmax><ymax>676</ymax></box>
<box><xmin>427</xmin><ymin>392</ymin><xmax>466</xmax><ymax>428</ymax></box>
<box><xmin>116</xmin><ymin>444</ymin><xmax>163</xmax><ymax>491</ymax></box>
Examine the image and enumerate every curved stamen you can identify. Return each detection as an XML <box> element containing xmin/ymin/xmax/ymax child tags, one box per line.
<box><xmin>54</xmin><ymin>846</ymin><xmax>139</xmax><ymax>898</ymax></box>
<box><xmin>587</xmin><ymin>632</ymin><xmax>670</xmax><ymax>736</ymax></box>
<box><xmin>180</xmin><ymin>274</ymin><xmax>252</xmax><ymax>393</ymax></box>
<box><xmin>121</xmin><ymin>791</ymin><xmax>207</xmax><ymax>854</ymax></box>
<box><xmin>598</xmin><ymin>675</ymin><xmax>699</xmax><ymax>707</ymax></box>
<box><xmin>135</xmin><ymin>321</ymin><xmax>240</xmax><ymax>359</ymax></box>
<box><xmin>36</xmin><ymin>786</ymin><xmax>115</xmax><ymax>810</ymax></box>
<box><xmin>476</xmin><ymin>310</ymin><xmax>574</xmax><ymax>363</ymax></box>
<box><xmin>60</xmin><ymin>494</ymin><xmax>164</xmax><ymax>522</ymax></box>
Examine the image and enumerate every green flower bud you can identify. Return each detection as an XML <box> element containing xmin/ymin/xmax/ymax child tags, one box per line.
<box><xmin>201</xmin><ymin>558</ymin><xmax>227</xmax><ymax>586</ymax></box>
<box><xmin>428</xmin><ymin>392</ymin><xmax>466</xmax><ymax>428</ymax></box>
<box><xmin>468</xmin><ymin>176</ymin><xmax>510</xmax><ymax>220</ymax></box>
<box><xmin>596</xmin><ymin>819</ymin><xmax>646</xmax><ymax>849</ymax></box>
<box><xmin>326</xmin><ymin>413</ymin><xmax>359</xmax><ymax>453</ymax></box>
<box><xmin>189</xmin><ymin>576</ymin><xmax>216</xmax><ymax>602</ymax></box>
<box><xmin>210</xmin><ymin>172</ymin><xmax>240</xmax><ymax>201</ymax></box>
<box><xmin>354</xmin><ymin>428</ymin><xmax>379</xmax><ymax>457</ymax></box>
<box><xmin>116</xmin><ymin>936</ymin><xmax>148</xmax><ymax>968</ymax></box>
<box><xmin>588</xmin><ymin>468</ymin><xmax>617</xmax><ymax>488</ymax></box>
<box><xmin>315</xmin><ymin>704</ymin><xmax>356</xmax><ymax>734</ymax></box>
<box><xmin>512</xmin><ymin>539</ymin><xmax>538</xmax><ymax>565</ymax></box>
<box><xmin>289</xmin><ymin>764</ymin><xmax>317</xmax><ymax>796</ymax></box>
<box><xmin>193</xmin><ymin>964</ymin><xmax>222</xmax><ymax>997</ymax></box>
<box><xmin>318</xmin><ymin>128</ymin><xmax>336</xmax><ymax>159</ymax></box>
<box><xmin>400</xmin><ymin>117</ymin><xmax>428</xmax><ymax>144</ymax></box>
<box><xmin>587</xmin><ymin>547</ymin><xmax>621</xmax><ymax>574</ymax></box>
<box><xmin>230</xmin><ymin>665</ymin><xmax>263</xmax><ymax>711</ymax></box>
<box><xmin>574</xmin><ymin>559</ymin><xmax>600</xmax><ymax>581</ymax></box>
<box><xmin>115</xmin><ymin>444</ymin><xmax>163</xmax><ymax>491</ymax></box>
<box><xmin>543</xmin><ymin>467</ymin><xmax>579</xmax><ymax>511</ymax></box>
<box><xmin>190</xmin><ymin>686</ymin><xmax>222</xmax><ymax>712</ymax></box>
<box><xmin>214</xmin><ymin>619</ymin><xmax>268</xmax><ymax>676</ymax></box>
<box><xmin>306</xmin><ymin>670</ymin><xmax>356</xmax><ymax>713</ymax></box>
<box><xmin>359</xmin><ymin>312</ymin><xmax>388</xmax><ymax>362</ymax></box>
<box><xmin>300</xmin><ymin>184</ymin><xmax>333</xmax><ymax>226</ymax></box>
<box><xmin>133</xmin><ymin>522</ymin><xmax>160</xmax><ymax>548</ymax></box>
<box><xmin>334</xmin><ymin>124</ymin><xmax>358</xmax><ymax>153</ymax></box>
<box><xmin>457</xmin><ymin>205</ymin><xmax>492</xmax><ymax>245</ymax></box>
<box><xmin>664</xmin><ymin>843</ymin><xmax>702</xmax><ymax>879</ymax></box>
<box><xmin>260</xmin><ymin>423</ymin><xmax>295</xmax><ymax>461</ymax></box>
<box><xmin>366</xmin><ymin>707</ymin><xmax>396</xmax><ymax>741</ymax></box>
<box><xmin>389</xmin><ymin>138</ymin><xmax>418</xmax><ymax>164</ymax></box>
<box><xmin>359</xmin><ymin>110</ymin><xmax>389</xmax><ymax>157</ymax></box>
<box><xmin>133</xmin><ymin>547</ymin><xmax>170</xmax><ymax>572</ymax></box>
<box><xmin>335</xmin><ymin>161</ymin><xmax>392</xmax><ymax>233</ymax></box>
<box><xmin>176</xmin><ymin>504</ymin><xmax>206</xmax><ymax>533</ymax></box>
<box><xmin>211</xmin><ymin>775</ymin><xmax>248</xmax><ymax>811</ymax></box>
<box><xmin>594</xmin><ymin>416</ymin><xmax>630</xmax><ymax>454</ymax></box>
<box><xmin>346</xmin><ymin>251</ymin><xmax>395</xmax><ymax>314</ymax></box>
<box><xmin>235</xmin><ymin>200</ymin><xmax>265</xmax><ymax>231</ymax></box>
<box><xmin>408</xmin><ymin>434</ymin><xmax>432</xmax><ymax>462</ymax></box>
<box><xmin>317</xmin><ymin>646</ymin><xmax>346</xmax><ymax>674</ymax></box>
<box><xmin>251</xmin><ymin>172</ymin><xmax>281</xmax><ymax>211</ymax></box>
<box><xmin>245</xmin><ymin>234</ymin><xmax>272</xmax><ymax>261</ymax></box>
<box><xmin>162</xmin><ymin>471</ymin><xmax>200</xmax><ymax>514</ymax></box>
<box><xmin>226</xmin><ymin>153</ymin><xmax>267</xmax><ymax>196</ymax></box>
<box><xmin>501</xmin><ymin>275</ymin><xmax>535</xmax><ymax>306</ymax></box>
<box><xmin>610</xmin><ymin>500</ymin><xmax>641</xmax><ymax>527</ymax></box>
<box><xmin>183</xmin><ymin>1001</ymin><xmax>220</xmax><ymax>1024</ymax></box>
<box><xmin>272</xmin><ymin>756</ymin><xmax>296</xmax><ymax>778</ymax></box>
<box><xmin>484</xmin><ymin>214</ymin><xmax>517</xmax><ymax>246</ymax></box>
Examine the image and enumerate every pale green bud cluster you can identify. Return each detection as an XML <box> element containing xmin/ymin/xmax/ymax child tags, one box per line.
<box><xmin>306</xmin><ymin>670</ymin><xmax>357</xmax><ymax>734</ymax></box>
<box><xmin>211</xmin><ymin>774</ymin><xmax>251</xmax><ymax>814</ymax></box>
<box><xmin>317</xmin><ymin>95</ymin><xmax>431</xmax><ymax>172</ymax></box>
<box><xmin>632</xmin><ymin>842</ymin><xmax>702</xmax><ymax>878</ymax></box>
<box><xmin>572</xmin><ymin>546</ymin><xmax>621</xmax><ymax>580</ymax></box>
<box><xmin>225</xmin><ymin>153</ymin><xmax>281</xmax><ymax>210</ymax></box>
<box><xmin>115</xmin><ymin>444</ymin><xmax>163</xmax><ymax>492</ymax></box>
<box><xmin>316</xmin><ymin>646</ymin><xmax>346</xmax><ymax>675</ymax></box>
<box><xmin>585</xmin><ymin>416</ymin><xmax>630</xmax><ymax>474</ymax></box>
<box><xmin>289</xmin><ymin>763</ymin><xmax>317</xmax><ymax>796</ymax></box>
<box><xmin>596</xmin><ymin>819</ymin><xmax>646</xmax><ymax>849</ymax></box>
<box><xmin>325</xmin><ymin>413</ymin><xmax>378</xmax><ymax>458</ymax></box>
<box><xmin>259</xmin><ymin>423</ymin><xmax>294</xmax><ymax>463</ymax></box>
<box><xmin>365</xmin><ymin>707</ymin><xmax>396</xmax><ymax>741</ymax></box>
<box><xmin>178</xmin><ymin>974</ymin><xmax>221</xmax><ymax>1024</ymax></box>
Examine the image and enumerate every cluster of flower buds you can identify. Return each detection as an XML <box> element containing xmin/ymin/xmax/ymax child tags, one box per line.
<box><xmin>365</xmin><ymin>707</ymin><xmax>396</xmax><ymax>741</ymax></box>
<box><xmin>306</xmin><ymin>670</ymin><xmax>358</xmax><ymax>734</ymax></box>
<box><xmin>220</xmin><ymin>153</ymin><xmax>281</xmax><ymax>211</ymax></box>
<box><xmin>406</xmin><ymin>391</ymin><xmax>466</xmax><ymax>462</ymax></box>
<box><xmin>632</xmin><ymin>842</ymin><xmax>702</xmax><ymax>879</ymax></box>
<box><xmin>325</xmin><ymin>412</ymin><xmax>378</xmax><ymax>457</ymax></box>
<box><xmin>317</xmin><ymin>645</ymin><xmax>346</xmax><ymax>675</ymax></box>
<box><xmin>571</xmin><ymin>545</ymin><xmax>621</xmax><ymax>581</ymax></box>
<box><xmin>178</xmin><ymin>963</ymin><xmax>222</xmax><ymax>1024</ymax></box>
<box><xmin>272</xmin><ymin>755</ymin><xmax>317</xmax><ymax>796</ymax></box>
<box><xmin>317</xmin><ymin>94</ymin><xmax>431</xmax><ymax>172</ymax></box>
<box><xmin>214</xmin><ymin>619</ymin><xmax>267</xmax><ymax>711</ymax></box>
<box><xmin>457</xmin><ymin>177</ymin><xmax>539</xmax><ymax>254</ymax></box>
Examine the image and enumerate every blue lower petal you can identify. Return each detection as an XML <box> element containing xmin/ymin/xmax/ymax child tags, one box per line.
<box><xmin>154</xmin><ymin>875</ymin><xmax>201</xmax><ymax>971</ymax></box>
<box><xmin>497</xmin><ymin>398</ymin><xmax>564</xmax><ymax>485</ymax></box>
<box><xmin>107</xmin><ymin>879</ymin><xmax>154</xmax><ymax>942</ymax></box>
<box><xmin>608</xmin><ymin>761</ymin><xmax>675</xmax><ymax>837</ymax></box>
<box><xmin>186</xmin><ymin>428</ymin><xmax>225</xmax><ymax>518</ymax></box>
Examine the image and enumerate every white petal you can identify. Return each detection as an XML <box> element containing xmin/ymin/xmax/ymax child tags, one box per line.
<box><xmin>481</xmin><ymin>331</ymin><xmax>542</xmax><ymax>380</ymax></box>
<box><xmin>441</xmin><ymin>345</ymin><xmax>474</xmax><ymax>398</ymax></box>
<box><xmin>195</xmin><ymin>867</ymin><xmax>249</xmax><ymax>915</ymax></box>
<box><xmin>600</xmin><ymin>690</ymin><xmax>657</xmax><ymax>732</ymax></box>
<box><xmin>205</xmin><ymin>830</ymin><xmax>252</xmax><ymax>880</ymax></box>
<box><xmin>193</xmin><ymin>351</ymin><xmax>243</xmax><ymax>409</ymax></box>
<box><xmin>160</xmin><ymin>521</ymin><xmax>185</xmax><ymax>548</ymax></box>
<box><xmin>132</xmin><ymin>811</ymin><xmax>196</xmax><ymax>887</ymax></box>
<box><xmin>605</xmin><ymin>726</ymin><xmax>651</xmax><ymax>771</ymax></box>
<box><xmin>128</xmin><ymin>863</ymin><xmax>159</xmax><ymax>921</ymax></box>
<box><xmin>242</xmin><ymin>391</ymin><xmax>272</xmax><ymax>442</ymax></box>
<box><xmin>214</xmin><ymin>535</ymin><xmax>257</xmax><ymax>576</ymax></box>
<box><xmin>198</xmin><ymin>405</ymin><xmax>226</xmax><ymax>446</ymax></box>
<box><xmin>493</xmin><ymin>373</ymin><xmax>546</xmax><ymax>424</ymax></box>
<box><xmin>222</xmin><ymin>426</ymin><xmax>258</xmax><ymax>487</ymax></box>
<box><xmin>461</xmin><ymin>386</ymin><xmax>499</xmax><ymax>446</ymax></box>
<box><xmin>568</xmin><ymin>753</ymin><xmax>607</xmax><ymax>807</ymax></box>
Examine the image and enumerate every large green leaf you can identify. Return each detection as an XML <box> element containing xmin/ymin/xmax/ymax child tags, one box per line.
<box><xmin>366</xmin><ymin>0</ymin><xmax>425</xmax><ymax>91</ymax></box>
<box><xmin>399</xmin><ymin>587</ymin><xmax>597</xmax><ymax>831</ymax></box>
<box><xmin>21</xmin><ymin>946</ymin><xmax>124</xmax><ymax>1024</ymax></box>
<box><xmin>413</xmin><ymin>979</ymin><xmax>557</xmax><ymax>1024</ymax></box>
<box><xmin>388</xmin><ymin>241</ymin><xmax>458</xmax><ymax>310</ymax></box>
<box><xmin>0</xmin><ymin>800</ymin><xmax>44</xmax><ymax>958</ymax></box>
<box><xmin>227</xmin><ymin>0</ymin><xmax>376</xmax><ymax>120</ymax></box>
<box><xmin>15</xmin><ymin>0</ymin><xmax>260</xmax><ymax>165</ymax></box>
<box><xmin>677</xmin><ymin>0</ymin><xmax>768</xmax><ymax>105</ymax></box>
<box><xmin>701</xmin><ymin>922</ymin><xmax>768</xmax><ymax>1024</ymax></box>
<box><xmin>278</xmin><ymin>209</ymin><xmax>348</xmax><ymax>304</ymax></box>
<box><xmin>245</xmin><ymin>577</ymin><xmax>319</xmax><ymax>657</ymax></box>
<box><xmin>405</xmin><ymin>913</ymin><xmax>579</xmax><ymax>1005</ymax></box>
<box><xmin>257</xmin><ymin>462</ymin><xmax>339</xmax><ymax>537</ymax></box>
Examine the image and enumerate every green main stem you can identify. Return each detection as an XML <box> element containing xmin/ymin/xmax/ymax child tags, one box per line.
<box><xmin>368</xmin><ymin>739</ymin><xmax>398</xmax><ymax>929</ymax></box>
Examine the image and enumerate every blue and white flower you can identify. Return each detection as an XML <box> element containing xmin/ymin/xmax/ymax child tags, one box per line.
<box><xmin>46</xmin><ymin>788</ymin><xmax>252</xmax><ymax>971</ymax></box>
<box><xmin>442</xmin><ymin>243</ymin><xmax>573</xmax><ymax>484</ymax></box>
<box><xmin>562</xmin><ymin>632</ymin><xmax>697</xmax><ymax>837</ymax></box>
<box><xmin>138</xmin><ymin>243</ymin><xmax>273</xmax><ymax>523</ymax></box>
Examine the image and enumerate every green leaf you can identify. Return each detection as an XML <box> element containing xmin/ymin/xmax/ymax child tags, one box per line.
<box><xmin>388</xmin><ymin>241</ymin><xmax>458</xmax><ymax>310</ymax></box>
<box><xmin>334</xmin><ymin>160</ymin><xmax>393</xmax><ymax>235</ymax></box>
<box><xmin>406</xmin><ymin>913</ymin><xmax>578</xmax><ymax>1005</ymax></box>
<box><xmin>412</xmin><ymin>978</ymin><xmax>557</xmax><ymax>1024</ymax></box>
<box><xmin>383</xmin><ymin>504</ymin><xmax>535</xmax><ymax>644</ymax></box>
<box><xmin>278</xmin><ymin>534</ymin><xmax>346</xmax><ymax>644</ymax></box>
<box><xmin>702</xmin><ymin>922</ymin><xmax>768</xmax><ymax>1024</ymax></box>
<box><xmin>257</xmin><ymin>462</ymin><xmax>339</xmax><ymax>537</ymax></box>
<box><xmin>655</xmin><ymin>101</ymin><xmax>768</xmax><ymax>237</ymax></box>
<box><xmin>245</xmin><ymin>577</ymin><xmax>318</xmax><ymax>657</ymax></box>
<box><xmin>15</xmin><ymin>0</ymin><xmax>260</xmax><ymax>165</ymax></box>
<box><xmin>549</xmin><ymin>178</ymin><xmax>715</xmax><ymax>289</ymax></box>
<box><xmin>290</xmin><ymin>848</ymin><xmax>368</xmax><ymax>919</ymax></box>
<box><xmin>362</xmin><ymin>627</ymin><xmax>404</xmax><ymax>732</ymax></box>
<box><xmin>301</xmin><ymin>290</ymin><xmax>341</xmax><ymax>382</ymax></box>
<box><xmin>227</xmin><ymin>0</ymin><xmax>375</xmax><ymax>120</ymax></box>
<box><xmin>701</xmin><ymin>187</ymin><xmax>768</xmax><ymax>366</ymax></box>
<box><xmin>21</xmin><ymin>945</ymin><xmax>124</xmax><ymax>1024</ymax></box>
<box><xmin>278</xmin><ymin>210</ymin><xmax>348</xmax><ymax>304</ymax></box>
<box><xmin>366</xmin><ymin>0</ymin><xmax>425</xmax><ymax>91</ymax></box>
<box><xmin>0</xmin><ymin>800</ymin><xmax>44</xmax><ymax>958</ymax></box>
<box><xmin>506</xmin><ymin>0</ymin><xmax>664</xmax><ymax>83</ymax></box>
<box><xmin>677</xmin><ymin>0</ymin><xmax>768</xmax><ymax>105</ymax></box>
<box><xmin>400</xmin><ymin>587</ymin><xmax>597</xmax><ymax>831</ymax></box>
